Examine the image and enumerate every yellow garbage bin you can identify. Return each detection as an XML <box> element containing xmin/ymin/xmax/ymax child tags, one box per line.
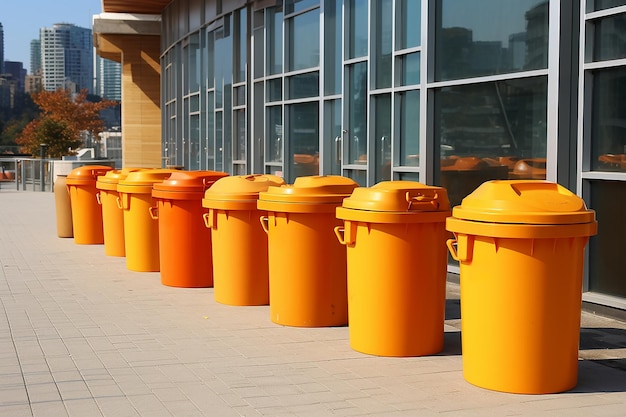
<box><xmin>66</xmin><ymin>165</ymin><xmax>114</xmax><ymax>244</ymax></box>
<box><xmin>202</xmin><ymin>174</ymin><xmax>285</xmax><ymax>305</ymax></box>
<box><xmin>335</xmin><ymin>181</ymin><xmax>451</xmax><ymax>356</ymax></box>
<box><xmin>117</xmin><ymin>169</ymin><xmax>177</xmax><ymax>272</ymax></box>
<box><xmin>258</xmin><ymin>176</ymin><xmax>358</xmax><ymax>327</ymax></box>
<box><xmin>54</xmin><ymin>174</ymin><xmax>73</xmax><ymax>238</ymax></box>
<box><xmin>446</xmin><ymin>180</ymin><xmax>597</xmax><ymax>394</ymax></box>
<box><xmin>96</xmin><ymin>168</ymin><xmax>144</xmax><ymax>257</ymax></box>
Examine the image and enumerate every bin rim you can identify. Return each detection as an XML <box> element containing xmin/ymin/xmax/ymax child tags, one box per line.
<box><xmin>152</xmin><ymin>170</ymin><xmax>228</xmax><ymax>193</ymax></box>
<box><xmin>451</xmin><ymin>180</ymin><xmax>596</xmax><ymax>225</ymax></box>
<box><xmin>337</xmin><ymin>206</ymin><xmax>451</xmax><ymax>224</ymax></box>
<box><xmin>258</xmin><ymin>175</ymin><xmax>358</xmax><ymax>205</ymax></box>
<box><xmin>257</xmin><ymin>199</ymin><xmax>342</xmax><ymax>214</ymax></box>
<box><xmin>96</xmin><ymin>167</ymin><xmax>146</xmax><ymax>190</ymax></box>
<box><xmin>446</xmin><ymin>216</ymin><xmax>598</xmax><ymax>239</ymax></box>
<box><xmin>202</xmin><ymin>174</ymin><xmax>285</xmax><ymax>204</ymax></box>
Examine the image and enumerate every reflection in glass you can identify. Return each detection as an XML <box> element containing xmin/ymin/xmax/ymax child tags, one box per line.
<box><xmin>346</xmin><ymin>169</ymin><xmax>367</xmax><ymax>186</ymax></box>
<box><xmin>253</xmin><ymin>10</ymin><xmax>264</xmax><ymax>79</ymax></box>
<box><xmin>189</xmin><ymin>114</ymin><xmax>200</xmax><ymax>170</ymax></box>
<box><xmin>348</xmin><ymin>0</ymin><xmax>368</xmax><ymax>59</ymax></box>
<box><xmin>374</xmin><ymin>0</ymin><xmax>393</xmax><ymax>89</ymax></box>
<box><xmin>397</xmin><ymin>90</ymin><xmax>420</xmax><ymax>167</ymax></box>
<box><xmin>587</xmin><ymin>0</ymin><xmax>626</xmax><ymax>12</ymax></box>
<box><xmin>324</xmin><ymin>0</ymin><xmax>342</xmax><ymax>95</ymax></box>
<box><xmin>396</xmin><ymin>52</ymin><xmax>420</xmax><ymax>86</ymax></box>
<box><xmin>207</xmin><ymin>92</ymin><xmax>215</xmax><ymax>169</ymax></box>
<box><xmin>398</xmin><ymin>172</ymin><xmax>420</xmax><ymax>182</ymax></box>
<box><xmin>285</xmin><ymin>0</ymin><xmax>319</xmax><ymax>14</ymax></box>
<box><xmin>324</xmin><ymin>99</ymin><xmax>342</xmax><ymax>175</ymax></box>
<box><xmin>287</xmin><ymin>10</ymin><xmax>320</xmax><ymax>71</ymax></box>
<box><xmin>373</xmin><ymin>94</ymin><xmax>392</xmax><ymax>182</ymax></box>
<box><xmin>288</xmin><ymin>72</ymin><xmax>319</xmax><ymax>99</ymax></box>
<box><xmin>206</xmin><ymin>31</ymin><xmax>215</xmax><ymax>89</ymax></box>
<box><xmin>588</xmin><ymin>180</ymin><xmax>626</xmax><ymax>298</ymax></box>
<box><xmin>268</xmin><ymin>7</ymin><xmax>284</xmax><ymax>75</ymax></box>
<box><xmin>396</xmin><ymin>0</ymin><xmax>421</xmax><ymax>50</ymax></box>
<box><xmin>267</xmin><ymin>78</ymin><xmax>282</xmax><ymax>102</ymax></box>
<box><xmin>267</xmin><ymin>106</ymin><xmax>283</xmax><ymax>163</ymax></box>
<box><xmin>186</xmin><ymin>33</ymin><xmax>200</xmax><ymax>93</ymax></box>
<box><xmin>215</xmin><ymin>111</ymin><xmax>223</xmax><ymax>172</ymax></box>
<box><xmin>233</xmin><ymin>109</ymin><xmax>246</xmax><ymax>162</ymax></box>
<box><xmin>590</xmin><ymin>67</ymin><xmax>626</xmax><ymax>171</ymax></box>
<box><xmin>588</xmin><ymin>14</ymin><xmax>626</xmax><ymax>62</ymax></box>
<box><xmin>235</xmin><ymin>9</ymin><xmax>247</xmax><ymax>83</ymax></box>
<box><xmin>288</xmin><ymin>102</ymin><xmax>319</xmax><ymax>181</ymax></box>
<box><xmin>347</xmin><ymin>62</ymin><xmax>368</xmax><ymax>164</ymax></box>
<box><xmin>234</xmin><ymin>86</ymin><xmax>245</xmax><ymax>107</ymax></box>
<box><xmin>435</xmin><ymin>77</ymin><xmax>548</xmax><ymax>206</ymax></box>
<box><xmin>435</xmin><ymin>0</ymin><xmax>548</xmax><ymax>81</ymax></box>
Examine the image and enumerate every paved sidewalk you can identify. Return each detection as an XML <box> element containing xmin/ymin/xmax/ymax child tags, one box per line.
<box><xmin>0</xmin><ymin>191</ymin><xmax>625</xmax><ymax>417</ymax></box>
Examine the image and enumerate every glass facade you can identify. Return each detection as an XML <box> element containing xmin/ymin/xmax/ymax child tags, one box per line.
<box><xmin>159</xmin><ymin>0</ymin><xmax>626</xmax><ymax>309</ymax></box>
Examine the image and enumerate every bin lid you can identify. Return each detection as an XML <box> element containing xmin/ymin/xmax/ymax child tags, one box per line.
<box><xmin>203</xmin><ymin>174</ymin><xmax>285</xmax><ymax>202</ymax></box>
<box><xmin>259</xmin><ymin>175</ymin><xmax>358</xmax><ymax>204</ymax></box>
<box><xmin>117</xmin><ymin>169</ymin><xmax>178</xmax><ymax>194</ymax></box>
<box><xmin>341</xmin><ymin>181</ymin><xmax>450</xmax><ymax>212</ymax></box>
<box><xmin>66</xmin><ymin>165</ymin><xmax>114</xmax><ymax>185</ymax></box>
<box><xmin>96</xmin><ymin>167</ymin><xmax>145</xmax><ymax>189</ymax></box>
<box><xmin>451</xmin><ymin>180</ymin><xmax>596</xmax><ymax>225</ymax></box>
<box><xmin>153</xmin><ymin>170</ymin><xmax>229</xmax><ymax>193</ymax></box>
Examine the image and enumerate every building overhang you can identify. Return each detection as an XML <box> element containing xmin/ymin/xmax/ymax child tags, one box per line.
<box><xmin>93</xmin><ymin>12</ymin><xmax>162</xmax><ymax>62</ymax></box>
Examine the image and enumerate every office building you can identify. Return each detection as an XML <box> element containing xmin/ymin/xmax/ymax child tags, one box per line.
<box><xmin>41</xmin><ymin>23</ymin><xmax>93</xmax><ymax>93</ymax></box>
<box><xmin>30</xmin><ymin>39</ymin><xmax>42</xmax><ymax>75</ymax></box>
<box><xmin>93</xmin><ymin>1</ymin><xmax>626</xmax><ymax>313</ymax></box>
<box><xmin>95</xmin><ymin>55</ymin><xmax>121</xmax><ymax>101</ymax></box>
<box><xmin>0</xmin><ymin>22</ymin><xmax>4</xmax><ymax>75</ymax></box>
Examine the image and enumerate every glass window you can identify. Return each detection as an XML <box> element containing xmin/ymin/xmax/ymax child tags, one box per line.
<box><xmin>235</xmin><ymin>9</ymin><xmax>247</xmax><ymax>83</ymax></box>
<box><xmin>373</xmin><ymin>0</ymin><xmax>393</xmax><ymax>89</ymax></box>
<box><xmin>267</xmin><ymin>106</ymin><xmax>283</xmax><ymax>163</ymax></box>
<box><xmin>396</xmin><ymin>52</ymin><xmax>420</xmax><ymax>86</ymax></box>
<box><xmin>587</xmin><ymin>0</ymin><xmax>626</xmax><ymax>12</ymax></box>
<box><xmin>234</xmin><ymin>86</ymin><xmax>245</xmax><ymax>107</ymax></box>
<box><xmin>186</xmin><ymin>33</ymin><xmax>200</xmax><ymax>93</ymax></box>
<box><xmin>436</xmin><ymin>77</ymin><xmax>548</xmax><ymax>206</ymax></box>
<box><xmin>207</xmin><ymin>91</ymin><xmax>215</xmax><ymax>169</ymax></box>
<box><xmin>189</xmin><ymin>113</ymin><xmax>200</xmax><ymax>170</ymax></box>
<box><xmin>587</xmin><ymin>13</ymin><xmax>626</xmax><ymax>62</ymax></box>
<box><xmin>287</xmin><ymin>10</ymin><xmax>320</xmax><ymax>71</ymax></box>
<box><xmin>267</xmin><ymin>78</ymin><xmax>282</xmax><ymax>102</ymax></box>
<box><xmin>323</xmin><ymin>99</ymin><xmax>343</xmax><ymax>175</ymax></box>
<box><xmin>253</xmin><ymin>10</ymin><xmax>264</xmax><ymax>79</ymax></box>
<box><xmin>347</xmin><ymin>0</ymin><xmax>368</xmax><ymax>59</ymax></box>
<box><xmin>324</xmin><ymin>0</ymin><xmax>342</xmax><ymax>95</ymax></box>
<box><xmin>396</xmin><ymin>0</ymin><xmax>421</xmax><ymax>50</ymax></box>
<box><xmin>397</xmin><ymin>90</ymin><xmax>420</xmax><ymax>167</ymax></box>
<box><xmin>347</xmin><ymin>62</ymin><xmax>368</xmax><ymax>165</ymax></box>
<box><xmin>286</xmin><ymin>0</ymin><xmax>319</xmax><ymax>14</ymax></box>
<box><xmin>215</xmin><ymin>110</ymin><xmax>223</xmax><ymax>172</ymax></box>
<box><xmin>206</xmin><ymin>31</ymin><xmax>215</xmax><ymax>89</ymax></box>
<box><xmin>590</xmin><ymin>67</ymin><xmax>626</xmax><ymax>172</ymax></box>
<box><xmin>435</xmin><ymin>0</ymin><xmax>548</xmax><ymax>81</ymax></box>
<box><xmin>373</xmin><ymin>94</ymin><xmax>392</xmax><ymax>182</ymax></box>
<box><xmin>233</xmin><ymin>109</ymin><xmax>246</xmax><ymax>161</ymax></box>
<box><xmin>268</xmin><ymin>7</ymin><xmax>284</xmax><ymax>75</ymax></box>
<box><xmin>190</xmin><ymin>94</ymin><xmax>200</xmax><ymax>112</ymax></box>
<box><xmin>588</xmin><ymin>180</ymin><xmax>626</xmax><ymax>298</ymax></box>
<box><xmin>287</xmin><ymin>72</ymin><xmax>319</xmax><ymax>99</ymax></box>
<box><xmin>289</xmin><ymin>102</ymin><xmax>319</xmax><ymax>181</ymax></box>
<box><xmin>398</xmin><ymin>172</ymin><xmax>420</xmax><ymax>182</ymax></box>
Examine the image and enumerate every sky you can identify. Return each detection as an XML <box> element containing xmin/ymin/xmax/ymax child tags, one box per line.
<box><xmin>1</xmin><ymin>0</ymin><xmax>102</xmax><ymax>73</ymax></box>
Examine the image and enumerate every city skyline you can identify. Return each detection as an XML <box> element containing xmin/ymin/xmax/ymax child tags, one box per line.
<box><xmin>1</xmin><ymin>0</ymin><xmax>101</xmax><ymax>73</ymax></box>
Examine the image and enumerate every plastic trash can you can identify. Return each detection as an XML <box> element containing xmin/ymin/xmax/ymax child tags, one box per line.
<box><xmin>66</xmin><ymin>165</ymin><xmax>114</xmax><ymax>244</ymax></box>
<box><xmin>117</xmin><ymin>169</ymin><xmax>177</xmax><ymax>272</ymax></box>
<box><xmin>446</xmin><ymin>180</ymin><xmax>597</xmax><ymax>394</ymax></box>
<box><xmin>202</xmin><ymin>174</ymin><xmax>285</xmax><ymax>305</ymax></box>
<box><xmin>335</xmin><ymin>181</ymin><xmax>451</xmax><ymax>356</ymax></box>
<box><xmin>96</xmin><ymin>168</ymin><xmax>144</xmax><ymax>257</ymax></box>
<box><xmin>258</xmin><ymin>175</ymin><xmax>358</xmax><ymax>327</ymax></box>
<box><xmin>54</xmin><ymin>174</ymin><xmax>73</xmax><ymax>238</ymax></box>
<box><xmin>152</xmin><ymin>170</ymin><xmax>228</xmax><ymax>287</ymax></box>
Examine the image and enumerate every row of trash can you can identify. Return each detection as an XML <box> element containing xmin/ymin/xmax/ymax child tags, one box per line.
<box><xmin>54</xmin><ymin>166</ymin><xmax>598</xmax><ymax>395</ymax></box>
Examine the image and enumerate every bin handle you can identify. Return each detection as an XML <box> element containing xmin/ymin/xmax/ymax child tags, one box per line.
<box><xmin>203</xmin><ymin>209</ymin><xmax>217</xmax><ymax>229</ymax></box>
<box><xmin>96</xmin><ymin>191</ymin><xmax>101</xmax><ymax>205</ymax></box>
<box><xmin>334</xmin><ymin>221</ymin><xmax>356</xmax><ymax>246</ymax></box>
<box><xmin>149</xmin><ymin>206</ymin><xmax>158</xmax><ymax>220</ymax></box>
<box><xmin>406</xmin><ymin>191</ymin><xmax>439</xmax><ymax>211</ymax></box>
<box><xmin>260</xmin><ymin>216</ymin><xmax>270</xmax><ymax>234</ymax></box>
<box><xmin>117</xmin><ymin>194</ymin><xmax>130</xmax><ymax>210</ymax></box>
<box><xmin>446</xmin><ymin>234</ymin><xmax>474</xmax><ymax>263</ymax></box>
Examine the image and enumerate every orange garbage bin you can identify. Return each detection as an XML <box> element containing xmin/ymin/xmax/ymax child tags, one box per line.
<box><xmin>66</xmin><ymin>165</ymin><xmax>114</xmax><ymax>244</ymax></box>
<box><xmin>117</xmin><ymin>169</ymin><xmax>177</xmax><ymax>272</ymax></box>
<box><xmin>152</xmin><ymin>170</ymin><xmax>228</xmax><ymax>287</ymax></box>
<box><xmin>258</xmin><ymin>175</ymin><xmax>358</xmax><ymax>327</ymax></box>
<box><xmin>446</xmin><ymin>180</ymin><xmax>597</xmax><ymax>394</ymax></box>
<box><xmin>96</xmin><ymin>168</ymin><xmax>144</xmax><ymax>257</ymax></box>
<box><xmin>202</xmin><ymin>174</ymin><xmax>285</xmax><ymax>305</ymax></box>
<box><xmin>54</xmin><ymin>174</ymin><xmax>73</xmax><ymax>238</ymax></box>
<box><xmin>335</xmin><ymin>181</ymin><xmax>451</xmax><ymax>356</ymax></box>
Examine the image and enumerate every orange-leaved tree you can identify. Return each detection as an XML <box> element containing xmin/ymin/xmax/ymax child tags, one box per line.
<box><xmin>16</xmin><ymin>88</ymin><xmax>118</xmax><ymax>158</ymax></box>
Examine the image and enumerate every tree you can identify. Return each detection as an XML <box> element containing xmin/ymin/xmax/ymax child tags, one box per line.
<box><xmin>16</xmin><ymin>88</ymin><xmax>117</xmax><ymax>158</ymax></box>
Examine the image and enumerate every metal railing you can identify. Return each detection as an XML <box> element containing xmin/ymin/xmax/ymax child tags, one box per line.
<box><xmin>0</xmin><ymin>158</ymin><xmax>115</xmax><ymax>192</ymax></box>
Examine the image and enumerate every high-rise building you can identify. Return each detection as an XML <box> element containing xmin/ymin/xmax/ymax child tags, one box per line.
<box><xmin>95</xmin><ymin>55</ymin><xmax>121</xmax><ymax>101</ymax></box>
<box><xmin>40</xmin><ymin>23</ymin><xmax>93</xmax><ymax>93</ymax></box>
<box><xmin>4</xmin><ymin>61</ymin><xmax>26</xmax><ymax>92</ymax></box>
<box><xmin>30</xmin><ymin>39</ymin><xmax>41</xmax><ymax>75</ymax></box>
<box><xmin>0</xmin><ymin>22</ymin><xmax>5</xmax><ymax>75</ymax></box>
